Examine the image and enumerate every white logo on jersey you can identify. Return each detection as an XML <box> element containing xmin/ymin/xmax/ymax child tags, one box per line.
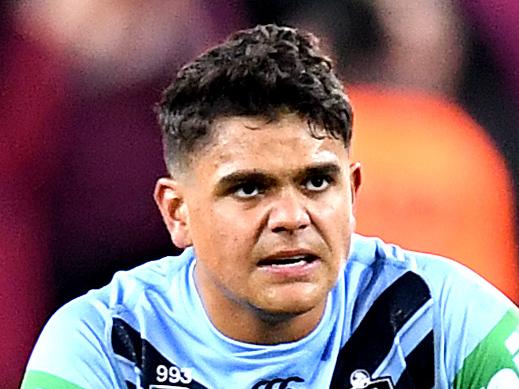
<box><xmin>349</xmin><ymin>369</ymin><xmax>394</xmax><ymax>389</ymax></box>
<box><xmin>484</xmin><ymin>368</ymin><xmax>519</xmax><ymax>389</ymax></box>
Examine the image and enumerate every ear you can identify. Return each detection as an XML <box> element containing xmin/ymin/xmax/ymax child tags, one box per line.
<box><xmin>154</xmin><ymin>177</ymin><xmax>192</xmax><ymax>248</ymax></box>
<box><xmin>349</xmin><ymin>162</ymin><xmax>362</xmax><ymax>211</ymax></box>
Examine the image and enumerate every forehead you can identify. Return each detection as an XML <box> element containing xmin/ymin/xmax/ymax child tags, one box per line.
<box><xmin>191</xmin><ymin>114</ymin><xmax>349</xmax><ymax>179</ymax></box>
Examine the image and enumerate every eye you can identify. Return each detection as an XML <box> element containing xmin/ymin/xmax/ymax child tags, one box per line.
<box><xmin>304</xmin><ymin>175</ymin><xmax>330</xmax><ymax>192</ymax></box>
<box><xmin>234</xmin><ymin>183</ymin><xmax>261</xmax><ymax>199</ymax></box>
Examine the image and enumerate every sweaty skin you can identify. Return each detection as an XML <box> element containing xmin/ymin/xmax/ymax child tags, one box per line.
<box><xmin>155</xmin><ymin>113</ymin><xmax>361</xmax><ymax>344</ymax></box>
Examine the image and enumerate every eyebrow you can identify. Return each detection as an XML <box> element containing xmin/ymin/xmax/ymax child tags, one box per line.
<box><xmin>297</xmin><ymin>163</ymin><xmax>341</xmax><ymax>181</ymax></box>
<box><xmin>215</xmin><ymin>171</ymin><xmax>277</xmax><ymax>193</ymax></box>
<box><xmin>215</xmin><ymin>162</ymin><xmax>342</xmax><ymax>191</ymax></box>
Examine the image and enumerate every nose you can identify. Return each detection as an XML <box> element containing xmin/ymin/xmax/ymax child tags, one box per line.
<box><xmin>267</xmin><ymin>190</ymin><xmax>310</xmax><ymax>233</ymax></box>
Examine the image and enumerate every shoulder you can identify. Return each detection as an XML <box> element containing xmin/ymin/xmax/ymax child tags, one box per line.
<box><xmin>104</xmin><ymin>248</ymin><xmax>194</xmax><ymax>311</ymax></box>
<box><xmin>24</xmin><ymin>249</ymin><xmax>195</xmax><ymax>388</ymax></box>
<box><xmin>349</xmin><ymin>233</ymin><xmax>514</xmax><ymax>313</ymax></box>
<box><xmin>48</xmin><ymin>247</ymin><xmax>194</xmax><ymax>334</ymax></box>
<box><xmin>348</xmin><ymin>234</ymin><xmax>517</xmax><ymax>343</ymax></box>
<box><xmin>347</xmin><ymin>234</ymin><xmax>519</xmax><ymax>386</ymax></box>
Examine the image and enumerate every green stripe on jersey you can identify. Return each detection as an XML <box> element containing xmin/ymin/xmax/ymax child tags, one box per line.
<box><xmin>453</xmin><ymin>308</ymin><xmax>519</xmax><ymax>388</ymax></box>
<box><xmin>21</xmin><ymin>370</ymin><xmax>86</xmax><ymax>389</ymax></box>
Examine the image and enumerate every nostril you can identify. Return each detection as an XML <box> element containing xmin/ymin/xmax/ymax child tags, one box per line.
<box><xmin>272</xmin><ymin>226</ymin><xmax>285</xmax><ymax>234</ymax></box>
<box><xmin>271</xmin><ymin>222</ymin><xmax>308</xmax><ymax>234</ymax></box>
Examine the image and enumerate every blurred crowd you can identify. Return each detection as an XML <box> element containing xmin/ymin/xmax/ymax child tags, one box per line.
<box><xmin>2</xmin><ymin>1</ymin><xmax>519</xmax><ymax>386</ymax></box>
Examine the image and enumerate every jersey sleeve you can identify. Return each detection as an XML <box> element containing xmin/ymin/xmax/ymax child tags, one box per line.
<box><xmin>436</xmin><ymin>260</ymin><xmax>519</xmax><ymax>388</ymax></box>
<box><xmin>453</xmin><ymin>308</ymin><xmax>519</xmax><ymax>388</ymax></box>
<box><xmin>21</xmin><ymin>295</ymin><xmax>124</xmax><ymax>389</ymax></box>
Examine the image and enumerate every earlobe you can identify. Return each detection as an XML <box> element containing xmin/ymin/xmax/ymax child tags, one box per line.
<box><xmin>154</xmin><ymin>177</ymin><xmax>192</xmax><ymax>248</ymax></box>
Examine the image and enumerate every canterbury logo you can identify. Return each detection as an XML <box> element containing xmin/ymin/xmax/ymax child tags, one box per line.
<box><xmin>251</xmin><ymin>376</ymin><xmax>304</xmax><ymax>389</ymax></box>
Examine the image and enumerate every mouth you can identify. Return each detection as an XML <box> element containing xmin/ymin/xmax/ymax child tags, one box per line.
<box><xmin>258</xmin><ymin>252</ymin><xmax>319</xmax><ymax>268</ymax></box>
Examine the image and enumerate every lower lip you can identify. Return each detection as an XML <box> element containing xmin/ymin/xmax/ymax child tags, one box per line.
<box><xmin>258</xmin><ymin>259</ymin><xmax>320</xmax><ymax>279</ymax></box>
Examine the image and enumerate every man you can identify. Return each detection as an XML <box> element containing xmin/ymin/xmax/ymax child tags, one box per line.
<box><xmin>22</xmin><ymin>24</ymin><xmax>519</xmax><ymax>389</ymax></box>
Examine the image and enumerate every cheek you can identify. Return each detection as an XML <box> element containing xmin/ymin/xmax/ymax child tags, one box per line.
<box><xmin>189</xmin><ymin>201</ymin><xmax>258</xmax><ymax>256</ymax></box>
<box><xmin>312</xmin><ymin>194</ymin><xmax>354</xmax><ymax>250</ymax></box>
<box><xmin>319</xmin><ymin>190</ymin><xmax>352</xmax><ymax>223</ymax></box>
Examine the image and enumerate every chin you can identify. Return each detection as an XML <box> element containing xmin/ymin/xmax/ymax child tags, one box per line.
<box><xmin>256</xmin><ymin>287</ymin><xmax>327</xmax><ymax>318</ymax></box>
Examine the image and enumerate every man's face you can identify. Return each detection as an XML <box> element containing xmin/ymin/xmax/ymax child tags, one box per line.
<box><xmin>157</xmin><ymin>113</ymin><xmax>360</xmax><ymax>325</ymax></box>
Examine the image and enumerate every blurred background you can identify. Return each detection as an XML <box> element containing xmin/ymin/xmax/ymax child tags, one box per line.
<box><xmin>2</xmin><ymin>0</ymin><xmax>519</xmax><ymax>386</ymax></box>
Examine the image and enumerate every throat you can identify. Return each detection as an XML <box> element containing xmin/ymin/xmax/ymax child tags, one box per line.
<box><xmin>248</xmin><ymin>310</ymin><xmax>320</xmax><ymax>345</ymax></box>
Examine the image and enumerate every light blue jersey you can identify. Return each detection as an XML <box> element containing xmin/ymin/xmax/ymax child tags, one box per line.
<box><xmin>22</xmin><ymin>235</ymin><xmax>519</xmax><ymax>388</ymax></box>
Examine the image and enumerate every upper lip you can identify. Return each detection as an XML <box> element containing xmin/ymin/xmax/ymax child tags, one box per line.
<box><xmin>258</xmin><ymin>249</ymin><xmax>319</xmax><ymax>266</ymax></box>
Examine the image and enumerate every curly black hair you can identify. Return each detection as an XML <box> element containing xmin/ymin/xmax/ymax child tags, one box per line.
<box><xmin>157</xmin><ymin>24</ymin><xmax>353</xmax><ymax>173</ymax></box>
